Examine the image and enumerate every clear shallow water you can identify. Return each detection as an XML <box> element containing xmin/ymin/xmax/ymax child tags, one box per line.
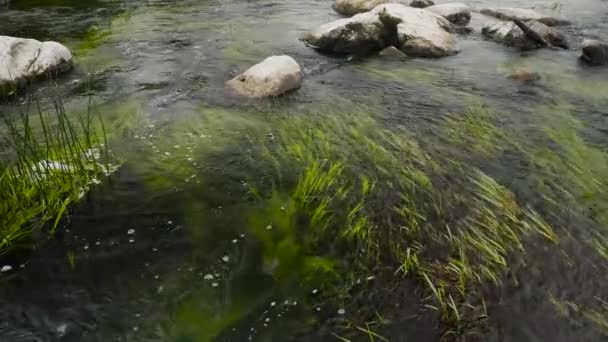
<box><xmin>1</xmin><ymin>0</ymin><xmax>608</xmax><ymax>341</ymax></box>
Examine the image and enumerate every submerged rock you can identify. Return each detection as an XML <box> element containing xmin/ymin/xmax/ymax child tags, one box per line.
<box><xmin>0</xmin><ymin>35</ymin><xmax>73</xmax><ymax>89</ymax></box>
<box><xmin>482</xmin><ymin>20</ymin><xmax>567</xmax><ymax>50</ymax></box>
<box><xmin>334</xmin><ymin>0</ymin><xmax>400</xmax><ymax>16</ymax></box>
<box><xmin>374</xmin><ymin>4</ymin><xmax>458</xmax><ymax>57</ymax></box>
<box><xmin>304</xmin><ymin>4</ymin><xmax>457</xmax><ymax>58</ymax></box>
<box><xmin>581</xmin><ymin>39</ymin><xmax>608</xmax><ymax>66</ymax></box>
<box><xmin>426</xmin><ymin>3</ymin><xmax>472</xmax><ymax>26</ymax></box>
<box><xmin>480</xmin><ymin>7</ymin><xmax>570</xmax><ymax>26</ymax></box>
<box><xmin>226</xmin><ymin>55</ymin><xmax>303</xmax><ymax>98</ymax></box>
<box><xmin>409</xmin><ymin>0</ymin><xmax>434</xmax><ymax>8</ymax></box>
<box><xmin>508</xmin><ymin>67</ymin><xmax>541</xmax><ymax>83</ymax></box>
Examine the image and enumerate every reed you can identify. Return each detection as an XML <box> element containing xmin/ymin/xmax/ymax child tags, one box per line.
<box><xmin>0</xmin><ymin>97</ymin><xmax>112</xmax><ymax>252</ymax></box>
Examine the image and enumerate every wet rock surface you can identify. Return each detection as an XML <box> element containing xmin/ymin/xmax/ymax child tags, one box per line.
<box><xmin>226</xmin><ymin>55</ymin><xmax>303</xmax><ymax>98</ymax></box>
<box><xmin>304</xmin><ymin>4</ymin><xmax>457</xmax><ymax>58</ymax></box>
<box><xmin>581</xmin><ymin>39</ymin><xmax>608</xmax><ymax>65</ymax></box>
<box><xmin>0</xmin><ymin>35</ymin><xmax>73</xmax><ymax>89</ymax></box>
<box><xmin>426</xmin><ymin>2</ymin><xmax>472</xmax><ymax>26</ymax></box>
<box><xmin>480</xmin><ymin>7</ymin><xmax>571</xmax><ymax>26</ymax></box>
<box><xmin>482</xmin><ymin>20</ymin><xmax>568</xmax><ymax>50</ymax></box>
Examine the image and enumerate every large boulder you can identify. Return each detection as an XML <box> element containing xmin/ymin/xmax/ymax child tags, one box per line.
<box><xmin>480</xmin><ymin>7</ymin><xmax>570</xmax><ymax>26</ymax></box>
<box><xmin>334</xmin><ymin>0</ymin><xmax>400</xmax><ymax>16</ymax></box>
<box><xmin>303</xmin><ymin>4</ymin><xmax>457</xmax><ymax>58</ymax></box>
<box><xmin>482</xmin><ymin>20</ymin><xmax>568</xmax><ymax>50</ymax></box>
<box><xmin>373</xmin><ymin>4</ymin><xmax>458</xmax><ymax>57</ymax></box>
<box><xmin>426</xmin><ymin>3</ymin><xmax>471</xmax><ymax>26</ymax></box>
<box><xmin>226</xmin><ymin>56</ymin><xmax>303</xmax><ymax>98</ymax></box>
<box><xmin>302</xmin><ymin>12</ymin><xmax>390</xmax><ymax>54</ymax></box>
<box><xmin>409</xmin><ymin>0</ymin><xmax>434</xmax><ymax>8</ymax></box>
<box><xmin>0</xmin><ymin>36</ymin><xmax>73</xmax><ymax>89</ymax></box>
<box><xmin>581</xmin><ymin>39</ymin><xmax>608</xmax><ymax>66</ymax></box>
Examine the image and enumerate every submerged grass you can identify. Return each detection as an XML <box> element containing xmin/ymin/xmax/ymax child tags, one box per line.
<box><xmin>0</xmin><ymin>97</ymin><xmax>113</xmax><ymax>252</ymax></box>
<box><xmin>549</xmin><ymin>293</ymin><xmax>608</xmax><ymax>336</ymax></box>
<box><xmin>150</xmin><ymin>103</ymin><xmax>560</xmax><ymax>338</ymax></box>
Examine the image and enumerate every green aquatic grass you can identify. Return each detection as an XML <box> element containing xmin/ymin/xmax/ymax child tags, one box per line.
<box><xmin>444</xmin><ymin>103</ymin><xmax>509</xmax><ymax>158</ymax></box>
<box><xmin>136</xmin><ymin>101</ymin><xmax>565</xmax><ymax>338</ymax></box>
<box><xmin>549</xmin><ymin>294</ymin><xmax>608</xmax><ymax>336</ymax></box>
<box><xmin>0</xmin><ymin>98</ymin><xmax>113</xmax><ymax>252</ymax></box>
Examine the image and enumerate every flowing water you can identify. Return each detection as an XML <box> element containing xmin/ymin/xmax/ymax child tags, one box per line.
<box><xmin>1</xmin><ymin>0</ymin><xmax>608</xmax><ymax>341</ymax></box>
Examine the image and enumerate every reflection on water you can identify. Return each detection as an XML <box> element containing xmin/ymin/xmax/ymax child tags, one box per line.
<box><xmin>0</xmin><ymin>0</ymin><xmax>608</xmax><ymax>341</ymax></box>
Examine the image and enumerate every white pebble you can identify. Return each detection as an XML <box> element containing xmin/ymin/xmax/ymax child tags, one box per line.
<box><xmin>265</xmin><ymin>317</ymin><xmax>270</xmax><ymax>322</ymax></box>
<box><xmin>232</xmin><ymin>239</ymin><xmax>238</xmax><ymax>244</ymax></box>
<box><xmin>222</xmin><ymin>256</ymin><xmax>230</xmax><ymax>263</ymax></box>
<box><xmin>127</xmin><ymin>229</ymin><xmax>135</xmax><ymax>235</ymax></box>
<box><xmin>312</xmin><ymin>289</ymin><xmax>318</xmax><ymax>294</ymax></box>
<box><xmin>204</xmin><ymin>274</ymin><xmax>214</xmax><ymax>280</ymax></box>
<box><xmin>265</xmin><ymin>225</ymin><xmax>273</xmax><ymax>230</ymax></box>
<box><xmin>129</xmin><ymin>239</ymin><xmax>135</xmax><ymax>243</ymax></box>
<box><xmin>0</xmin><ymin>265</ymin><xmax>12</xmax><ymax>272</ymax></box>
<box><xmin>337</xmin><ymin>308</ymin><xmax>346</xmax><ymax>315</ymax></box>
<box><xmin>211</xmin><ymin>282</ymin><xmax>219</xmax><ymax>287</ymax></box>
<box><xmin>270</xmin><ymin>301</ymin><xmax>276</xmax><ymax>307</ymax></box>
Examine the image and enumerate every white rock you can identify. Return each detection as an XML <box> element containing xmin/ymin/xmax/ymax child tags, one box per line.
<box><xmin>426</xmin><ymin>3</ymin><xmax>472</xmax><ymax>26</ymax></box>
<box><xmin>304</xmin><ymin>4</ymin><xmax>457</xmax><ymax>58</ymax></box>
<box><xmin>480</xmin><ymin>7</ymin><xmax>570</xmax><ymax>26</ymax></box>
<box><xmin>373</xmin><ymin>4</ymin><xmax>458</xmax><ymax>57</ymax></box>
<box><xmin>226</xmin><ymin>55</ymin><xmax>302</xmax><ymax>98</ymax></box>
<box><xmin>0</xmin><ymin>36</ymin><xmax>73</xmax><ymax>88</ymax></box>
<box><xmin>581</xmin><ymin>39</ymin><xmax>608</xmax><ymax>66</ymax></box>
<box><xmin>0</xmin><ymin>265</ymin><xmax>12</xmax><ymax>272</ymax></box>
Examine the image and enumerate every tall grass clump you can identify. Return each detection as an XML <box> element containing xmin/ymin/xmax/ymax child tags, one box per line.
<box><xmin>0</xmin><ymin>98</ymin><xmax>113</xmax><ymax>252</ymax></box>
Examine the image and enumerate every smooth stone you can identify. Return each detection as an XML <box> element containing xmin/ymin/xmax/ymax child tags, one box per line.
<box><xmin>426</xmin><ymin>3</ymin><xmax>472</xmax><ymax>26</ymax></box>
<box><xmin>409</xmin><ymin>0</ymin><xmax>434</xmax><ymax>8</ymax></box>
<box><xmin>226</xmin><ymin>55</ymin><xmax>303</xmax><ymax>98</ymax></box>
<box><xmin>378</xmin><ymin>46</ymin><xmax>409</xmax><ymax>59</ymax></box>
<box><xmin>0</xmin><ymin>35</ymin><xmax>73</xmax><ymax>89</ymax></box>
<box><xmin>581</xmin><ymin>39</ymin><xmax>608</xmax><ymax>66</ymax></box>
<box><xmin>480</xmin><ymin>7</ymin><xmax>570</xmax><ymax>26</ymax></box>
<box><xmin>373</xmin><ymin>4</ymin><xmax>458</xmax><ymax>57</ymax></box>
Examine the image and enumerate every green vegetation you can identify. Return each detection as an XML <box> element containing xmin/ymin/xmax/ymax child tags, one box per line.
<box><xmin>549</xmin><ymin>294</ymin><xmax>608</xmax><ymax>336</ymax></box>
<box><xmin>444</xmin><ymin>103</ymin><xmax>508</xmax><ymax>158</ymax></box>
<box><xmin>139</xmin><ymin>103</ymin><xmax>562</xmax><ymax>339</ymax></box>
<box><xmin>0</xmin><ymin>98</ymin><xmax>113</xmax><ymax>252</ymax></box>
